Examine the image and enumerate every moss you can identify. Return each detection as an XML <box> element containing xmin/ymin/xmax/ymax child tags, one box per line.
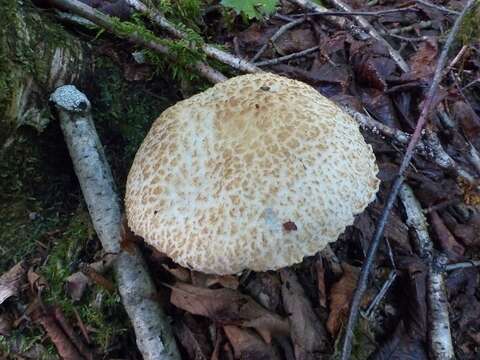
<box><xmin>458</xmin><ymin>3</ymin><xmax>480</xmax><ymax>45</ymax></box>
<box><xmin>0</xmin><ymin>0</ymin><xmax>78</xmax><ymax>138</ymax></box>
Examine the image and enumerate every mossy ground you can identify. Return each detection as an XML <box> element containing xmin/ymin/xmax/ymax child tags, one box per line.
<box><xmin>0</xmin><ymin>42</ymin><xmax>181</xmax><ymax>357</ymax></box>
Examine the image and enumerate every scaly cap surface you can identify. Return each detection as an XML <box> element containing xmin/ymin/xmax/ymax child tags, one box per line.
<box><xmin>126</xmin><ymin>73</ymin><xmax>379</xmax><ymax>274</ymax></box>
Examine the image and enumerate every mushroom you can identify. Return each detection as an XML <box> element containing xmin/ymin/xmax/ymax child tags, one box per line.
<box><xmin>125</xmin><ymin>73</ymin><xmax>380</xmax><ymax>275</ymax></box>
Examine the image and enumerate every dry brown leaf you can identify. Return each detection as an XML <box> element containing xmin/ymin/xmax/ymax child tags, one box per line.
<box><xmin>406</xmin><ymin>38</ymin><xmax>438</xmax><ymax>79</ymax></box>
<box><xmin>163</xmin><ymin>264</ymin><xmax>191</xmax><ymax>283</ymax></box>
<box><xmin>280</xmin><ymin>268</ymin><xmax>329</xmax><ymax>358</ymax></box>
<box><xmin>173</xmin><ymin>315</ymin><xmax>211</xmax><ymax>360</ymax></box>
<box><xmin>27</xmin><ymin>269</ymin><xmax>48</xmax><ymax>294</ymax></box>
<box><xmin>315</xmin><ymin>257</ymin><xmax>327</xmax><ymax>308</ymax></box>
<box><xmin>244</xmin><ymin>272</ymin><xmax>282</xmax><ymax>312</ymax></box>
<box><xmin>327</xmin><ymin>263</ymin><xmax>360</xmax><ymax>337</ymax></box>
<box><xmin>169</xmin><ymin>282</ymin><xmax>289</xmax><ymax>343</ymax></box>
<box><xmin>0</xmin><ymin>261</ymin><xmax>27</xmax><ymax>305</ymax></box>
<box><xmin>430</xmin><ymin>211</ymin><xmax>465</xmax><ymax>260</ymax></box>
<box><xmin>223</xmin><ymin>325</ymin><xmax>281</xmax><ymax>360</ymax></box>
<box><xmin>66</xmin><ymin>272</ymin><xmax>91</xmax><ymax>302</ymax></box>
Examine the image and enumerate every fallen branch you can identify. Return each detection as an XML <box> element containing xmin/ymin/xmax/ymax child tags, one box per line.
<box><xmin>446</xmin><ymin>260</ymin><xmax>480</xmax><ymax>271</ymax></box>
<box><xmin>289</xmin><ymin>0</ymin><xmax>369</xmax><ymax>40</ymax></box>
<box><xmin>415</xmin><ymin>0</ymin><xmax>460</xmax><ymax>15</ymax></box>
<box><xmin>250</xmin><ymin>17</ymin><xmax>305</xmax><ymax>63</ymax></box>
<box><xmin>50</xmin><ymin>0</ymin><xmax>227</xmax><ymax>83</ymax></box>
<box><xmin>255</xmin><ymin>46</ymin><xmax>319</xmax><ymax>66</ymax></box>
<box><xmin>346</xmin><ymin>108</ymin><xmax>477</xmax><ymax>184</ymax></box>
<box><xmin>340</xmin><ymin>2</ymin><xmax>477</xmax><ymax>358</ymax></box>
<box><xmin>326</xmin><ymin>0</ymin><xmax>409</xmax><ymax>72</ymax></box>
<box><xmin>293</xmin><ymin>7</ymin><xmax>418</xmax><ymax>18</ymax></box>
<box><xmin>399</xmin><ymin>185</ymin><xmax>454</xmax><ymax>359</ymax></box>
<box><xmin>50</xmin><ymin>85</ymin><xmax>181</xmax><ymax>360</ymax></box>
<box><xmin>124</xmin><ymin>0</ymin><xmax>261</xmax><ymax>74</ymax></box>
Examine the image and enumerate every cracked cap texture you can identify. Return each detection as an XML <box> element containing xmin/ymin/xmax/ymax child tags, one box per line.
<box><xmin>125</xmin><ymin>73</ymin><xmax>380</xmax><ymax>275</ymax></box>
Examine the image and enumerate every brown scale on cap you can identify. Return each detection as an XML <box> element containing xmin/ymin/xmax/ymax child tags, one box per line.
<box><xmin>125</xmin><ymin>73</ymin><xmax>380</xmax><ymax>275</ymax></box>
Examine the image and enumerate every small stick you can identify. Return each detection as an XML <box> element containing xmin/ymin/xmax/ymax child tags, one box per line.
<box><xmin>399</xmin><ymin>185</ymin><xmax>433</xmax><ymax>259</ymax></box>
<box><xmin>326</xmin><ymin>0</ymin><xmax>410</xmax><ymax>72</ymax></box>
<box><xmin>387</xmin><ymin>20</ymin><xmax>433</xmax><ymax>35</ymax></box>
<box><xmin>446</xmin><ymin>260</ymin><xmax>480</xmax><ymax>271</ymax></box>
<box><xmin>50</xmin><ymin>0</ymin><xmax>227</xmax><ymax>84</ymax></box>
<box><xmin>289</xmin><ymin>0</ymin><xmax>369</xmax><ymax>40</ymax></box>
<box><xmin>124</xmin><ymin>0</ymin><xmax>261</xmax><ymax>74</ymax></box>
<box><xmin>250</xmin><ymin>18</ymin><xmax>305</xmax><ymax>63</ymax></box>
<box><xmin>50</xmin><ymin>85</ymin><xmax>181</xmax><ymax>360</ymax></box>
<box><xmin>399</xmin><ymin>185</ymin><xmax>455</xmax><ymax>359</ymax></box>
<box><xmin>346</xmin><ymin>107</ymin><xmax>477</xmax><ymax>184</ymax></box>
<box><xmin>340</xmin><ymin>2</ymin><xmax>477</xmax><ymax>358</ymax></box>
<box><xmin>361</xmin><ymin>270</ymin><xmax>398</xmax><ymax>319</ymax></box>
<box><xmin>254</xmin><ymin>46</ymin><xmax>319</xmax><ymax>66</ymax></box>
<box><xmin>415</xmin><ymin>0</ymin><xmax>461</xmax><ymax>15</ymax></box>
<box><xmin>428</xmin><ymin>255</ymin><xmax>455</xmax><ymax>359</ymax></box>
<box><xmin>292</xmin><ymin>7</ymin><xmax>418</xmax><ymax>18</ymax></box>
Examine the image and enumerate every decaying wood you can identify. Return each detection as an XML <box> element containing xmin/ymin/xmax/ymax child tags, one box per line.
<box><xmin>50</xmin><ymin>85</ymin><xmax>181</xmax><ymax>360</ymax></box>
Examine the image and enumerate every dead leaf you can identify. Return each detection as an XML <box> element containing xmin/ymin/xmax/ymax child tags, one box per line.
<box><xmin>0</xmin><ymin>261</ymin><xmax>27</xmax><ymax>305</ymax></box>
<box><xmin>244</xmin><ymin>272</ymin><xmax>282</xmax><ymax>312</ymax></box>
<box><xmin>0</xmin><ymin>313</ymin><xmax>13</xmax><ymax>336</ymax></box>
<box><xmin>315</xmin><ymin>257</ymin><xmax>327</xmax><ymax>308</ymax></box>
<box><xmin>405</xmin><ymin>38</ymin><xmax>438</xmax><ymax>79</ymax></box>
<box><xmin>66</xmin><ymin>272</ymin><xmax>91</xmax><ymax>302</ymax></box>
<box><xmin>327</xmin><ymin>263</ymin><xmax>360</xmax><ymax>337</ymax></box>
<box><xmin>224</xmin><ymin>325</ymin><xmax>282</xmax><ymax>359</ymax></box>
<box><xmin>429</xmin><ymin>211</ymin><xmax>465</xmax><ymax>260</ymax></box>
<box><xmin>191</xmin><ymin>271</ymin><xmax>239</xmax><ymax>290</ymax></box>
<box><xmin>453</xmin><ymin>101</ymin><xmax>480</xmax><ymax>145</ymax></box>
<box><xmin>360</xmin><ymin>88</ymin><xmax>399</xmax><ymax>128</ymax></box>
<box><xmin>370</xmin><ymin>321</ymin><xmax>428</xmax><ymax>360</ymax></box>
<box><xmin>163</xmin><ymin>264</ymin><xmax>191</xmax><ymax>283</ymax></box>
<box><xmin>280</xmin><ymin>268</ymin><xmax>329</xmax><ymax>358</ymax></box>
<box><xmin>351</xmin><ymin>42</ymin><xmax>396</xmax><ymax>91</ymax></box>
<box><xmin>173</xmin><ymin>315</ymin><xmax>212</xmax><ymax>360</ymax></box>
<box><xmin>275</xmin><ymin>28</ymin><xmax>316</xmax><ymax>55</ymax></box>
<box><xmin>169</xmin><ymin>282</ymin><xmax>289</xmax><ymax>343</ymax></box>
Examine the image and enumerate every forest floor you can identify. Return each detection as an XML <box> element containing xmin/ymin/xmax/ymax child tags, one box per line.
<box><xmin>1</xmin><ymin>0</ymin><xmax>480</xmax><ymax>359</ymax></box>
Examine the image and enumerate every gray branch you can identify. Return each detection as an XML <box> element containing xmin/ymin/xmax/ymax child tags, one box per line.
<box><xmin>399</xmin><ymin>184</ymin><xmax>454</xmax><ymax>359</ymax></box>
<box><xmin>50</xmin><ymin>85</ymin><xmax>181</xmax><ymax>360</ymax></box>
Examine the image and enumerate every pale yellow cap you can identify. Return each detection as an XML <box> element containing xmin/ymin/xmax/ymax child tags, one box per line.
<box><xmin>126</xmin><ymin>73</ymin><xmax>379</xmax><ymax>274</ymax></box>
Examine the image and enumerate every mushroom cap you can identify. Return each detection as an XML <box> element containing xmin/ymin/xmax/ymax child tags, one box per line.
<box><xmin>125</xmin><ymin>73</ymin><xmax>379</xmax><ymax>275</ymax></box>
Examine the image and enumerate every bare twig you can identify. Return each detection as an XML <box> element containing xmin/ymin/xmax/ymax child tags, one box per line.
<box><xmin>50</xmin><ymin>85</ymin><xmax>181</xmax><ymax>360</ymax></box>
<box><xmin>251</xmin><ymin>18</ymin><xmax>305</xmax><ymax>63</ymax></box>
<box><xmin>361</xmin><ymin>270</ymin><xmax>398</xmax><ymax>319</ymax></box>
<box><xmin>289</xmin><ymin>0</ymin><xmax>369</xmax><ymax>40</ymax></box>
<box><xmin>326</xmin><ymin>0</ymin><xmax>409</xmax><ymax>72</ymax></box>
<box><xmin>399</xmin><ymin>185</ymin><xmax>454</xmax><ymax>359</ymax></box>
<box><xmin>293</xmin><ymin>7</ymin><xmax>418</xmax><ymax>17</ymax></box>
<box><xmin>446</xmin><ymin>260</ymin><xmax>480</xmax><ymax>271</ymax></box>
<box><xmin>50</xmin><ymin>0</ymin><xmax>227</xmax><ymax>83</ymax></box>
<box><xmin>428</xmin><ymin>254</ymin><xmax>455</xmax><ymax>359</ymax></box>
<box><xmin>387</xmin><ymin>20</ymin><xmax>433</xmax><ymax>35</ymax></box>
<box><xmin>254</xmin><ymin>46</ymin><xmax>319</xmax><ymax>66</ymax></box>
<box><xmin>124</xmin><ymin>0</ymin><xmax>261</xmax><ymax>74</ymax></box>
<box><xmin>415</xmin><ymin>0</ymin><xmax>461</xmax><ymax>15</ymax></box>
<box><xmin>340</xmin><ymin>2</ymin><xmax>478</xmax><ymax>358</ymax></box>
<box><xmin>346</xmin><ymin>107</ymin><xmax>477</xmax><ymax>183</ymax></box>
<box><xmin>399</xmin><ymin>185</ymin><xmax>433</xmax><ymax>259</ymax></box>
